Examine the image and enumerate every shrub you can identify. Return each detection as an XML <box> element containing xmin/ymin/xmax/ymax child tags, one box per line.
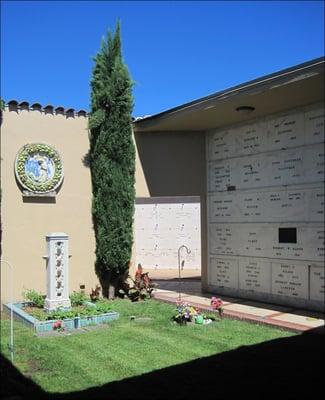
<box><xmin>119</xmin><ymin>264</ymin><xmax>157</xmax><ymax>302</ymax></box>
<box><xmin>22</xmin><ymin>289</ymin><xmax>45</xmax><ymax>308</ymax></box>
<box><xmin>69</xmin><ymin>291</ymin><xmax>89</xmax><ymax>307</ymax></box>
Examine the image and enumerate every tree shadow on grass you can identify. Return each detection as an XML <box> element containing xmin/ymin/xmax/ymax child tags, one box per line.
<box><xmin>1</xmin><ymin>327</ymin><xmax>324</xmax><ymax>400</ymax></box>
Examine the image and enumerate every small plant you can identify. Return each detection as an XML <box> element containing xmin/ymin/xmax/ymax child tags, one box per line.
<box><xmin>210</xmin><ymin>297</ymin><xmax>224</xmax><ymax>316</ymax></box>
<box><xmin>48</xmin><ymin>309</ymin><xmax>75</xmax><ymax>320</ymax></box>
<box><xmin>69</xmin><ymin>290</ymin><xmax>88</xmax><ymax>307</ymax></box>
<box><xmin>93</xmin><ymin>300</ymin><xmax>112</xmax><ymax>313</ymax></box>
<box><xmin>24</xmin><ymin>301</ymin><xmax>114</xmax><ymax>321</ymax></box>
<box><xmin>22</xmin><ymin>289</ymin><xmax>45</xmax><ymax>308</ymax></box>
<box><xmin>90</xmin><ymin>284</ymin><xmax>101</xmax><ymax>302</ymax></box>
<box><xmin>119</xmin><ymin>264</ymin><xmax>157</xmax><ymax>302</ymax></box>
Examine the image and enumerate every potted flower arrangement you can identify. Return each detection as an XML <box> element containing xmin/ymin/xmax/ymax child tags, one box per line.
<box><xmin>210</xmin><ymin>297</ymin><xmax>224</xmax><ymax>317</ymax></box>
<box><xmin>173</xmin><ymin>301</ymin><xmax>196</xmax><ymax>325</ymax></box>
<box><xmin>172</xmin><ymin>301</ymin><xmax>214</xmax><ymax>325</ymax></box>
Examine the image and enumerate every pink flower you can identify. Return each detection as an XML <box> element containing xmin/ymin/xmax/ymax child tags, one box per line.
<box><xmin>211</xmin><ymin>297</ymin><xmax>223</xmax><ymax>310</ymax></box>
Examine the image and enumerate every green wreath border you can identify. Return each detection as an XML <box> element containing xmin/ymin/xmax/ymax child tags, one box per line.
<box><xmin>15</xmin><ymin>143</ymin><xmax>64</xmax><ymax>193</ymax></box>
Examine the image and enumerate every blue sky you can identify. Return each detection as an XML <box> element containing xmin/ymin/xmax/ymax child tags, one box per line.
<box><xmin>1</xmin><ymin>1</ymin><xmax>324</xmax><ymax>116</ymax></box>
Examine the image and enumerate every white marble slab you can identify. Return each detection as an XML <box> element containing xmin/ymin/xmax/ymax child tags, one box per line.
<box><xmin>239</xmin><ymin>259</ymin><xmax>271</xmax><ymax>293</ymax></box>
<box><xmin>266</xmin><ymin>112</ymin><xmax>304</xmax><ymax>151</ymax></box>
<box><xmin>271</xmin><ymin>262</ymin><xmax>308</xmax><ymax>299</ymax></box>
<box><xmin>232</xmin><ymin>121</ymin><xmax>267</xmax><ymax>156</ymax></box>
<box><xmin>304</xmin><ymin>106</ymin><xmax>325</xmax><ymax>145</ymax></box>
<box><xmin>309</xmin><ymin>264</ymin><xmax>325</xmax><ymax>302</ymax></box>
<box><xmin>208</xmin><ymin>143</ymin><xmax>324</xmax><ymax>192</ymax></box>
<box><xmin>135</xmin><ymin>202</ymin><xmax>201</xmax><ymax>269</ymax></box>
<box><xmin>209</xmin><ymin>258</ymin><xmax>238</xmax><ymax>288</ymax></box>
<box><xmin>207</xmin><ymin>104</ymin><xmax>324</xmax><ymax>162</ymax></box>
<box><xmin>209</xmin><ymin>186</ymin><xmax>324</xmax><ymax>223</ymax></box>
<box><xmin>209</xmin><ymin>223</ymin><xmax>324</xmax><ymax>262</ymax></box>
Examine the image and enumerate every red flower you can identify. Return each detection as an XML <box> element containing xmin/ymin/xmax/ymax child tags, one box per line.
<box><xmin>53</xmin><ymin>320</ymin><xmax>62</xmax><ymax>330</ymax></box>
<box><xmin>211</xmin><ymin>297</ymin><xmax>223</xmax><ymax>310</ymax></box>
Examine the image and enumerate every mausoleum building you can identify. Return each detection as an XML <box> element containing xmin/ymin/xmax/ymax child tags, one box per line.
<box><xmin>1</xmin><ymin>57</ymin><xmax>324</xmax><ymax>311</ymax></box>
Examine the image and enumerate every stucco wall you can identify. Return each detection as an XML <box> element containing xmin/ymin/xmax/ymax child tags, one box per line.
<box><xmin>1</xmin><ymin>108</ymin><xmax>205</xmax><ymax>303</ymax></box>
<box><xmin>1</xmin><ymin>108</ymin><xmax>98</xmax><ymax>302</ymax></box>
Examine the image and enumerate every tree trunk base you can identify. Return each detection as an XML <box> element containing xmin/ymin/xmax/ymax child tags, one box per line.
<box><xmin>108</xmin><ymin>284</ymin><xmax>115</xmax><ymax>299</ymax></box>
<box><xmin>98</xmin><ymin>273</ymin><xmax>119</xmax><ymax>299</ymax></box>
<box><xmin>97</xmin><ymin>267</ymin><xmax>130</xmax><ymax>299</ymax></box>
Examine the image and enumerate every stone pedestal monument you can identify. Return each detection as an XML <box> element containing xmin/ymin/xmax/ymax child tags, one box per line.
<box><xmin>44</xmin><ymin>233</ymin><xmax>71</xmax><ymax>312</ymax></box>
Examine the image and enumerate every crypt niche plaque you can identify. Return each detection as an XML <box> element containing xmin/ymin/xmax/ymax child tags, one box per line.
<box><xmin>271</xmin><ymin>262</ymin><xmax>308</xmax><ymax>299</ymax></box>
<box><xmin>239</xmin><ymin>259</ymin><xmax>271</xmax><ymax>293</ymax></box>
<box><xmin>15</xmin><ymin>143</ymin><xmax>64</xmax><ymax>196</ymax></box>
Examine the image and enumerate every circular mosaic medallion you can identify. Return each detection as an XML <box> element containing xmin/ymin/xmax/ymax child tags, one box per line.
<box><xmin>15</xmin><ymin>143</ymin><xmax>64</xmax><ymax>193</ymax></box>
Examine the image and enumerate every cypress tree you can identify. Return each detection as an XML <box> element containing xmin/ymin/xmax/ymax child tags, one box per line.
<box><xmin>89</xmin><ymin>22</ymin><xmax>135</xmax><ymax>298</ymax></box>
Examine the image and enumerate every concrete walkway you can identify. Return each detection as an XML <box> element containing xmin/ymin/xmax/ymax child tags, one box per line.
<box><xmin>152</xmin><ymin>278</ymin><xmax>325</xmax><ymax>333</ymax></box>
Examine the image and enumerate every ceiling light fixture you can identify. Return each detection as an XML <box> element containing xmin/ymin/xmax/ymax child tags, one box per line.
<box><xmin>236</xmin><ymin>106</ymin><xmax>255</xmax><ymax>113</ymax></box>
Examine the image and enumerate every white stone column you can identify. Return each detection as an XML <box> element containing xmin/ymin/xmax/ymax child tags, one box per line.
<box><xmin>44</xmin><ymin>233</ymin><xmax>71</xmax><ymax>311</ymax></box>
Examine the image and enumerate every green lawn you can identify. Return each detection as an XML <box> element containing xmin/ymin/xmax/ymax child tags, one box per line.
<box><xmin>1</xmin><ymin>298</ymin><xmax>296</xmax><ymax>393</ymax></box>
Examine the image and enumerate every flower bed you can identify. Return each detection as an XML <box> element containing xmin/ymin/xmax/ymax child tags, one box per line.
<box><xmin>3</xmin><ymin>301</ymin><xmax>119</xmax><ymax>333</ymax></box>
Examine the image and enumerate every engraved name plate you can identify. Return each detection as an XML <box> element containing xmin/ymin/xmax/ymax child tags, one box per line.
<box><xmin>271</xmin><ymin>262</ymin><xmax>308</xmax><ymax>299</ymax></box>
<box><xmin>209</xmin><ymin>258</ymin><xmax>238</xmax><ymax>288</ymax></box>
<box><xmin>239</xmin><ymin>259</ymin><xmax>271</xmax><ymax>293</ymax></box>
<box><xmin>309</xmin><ymin>265</ymin><xmax>325</xmax><ymax>302</ymax></box>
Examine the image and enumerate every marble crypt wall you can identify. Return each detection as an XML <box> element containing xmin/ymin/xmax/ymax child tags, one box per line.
<box><xmin>206</xmin><ymin>102</ymin><xmax>324</xmax><ymax>311</ymax></box>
